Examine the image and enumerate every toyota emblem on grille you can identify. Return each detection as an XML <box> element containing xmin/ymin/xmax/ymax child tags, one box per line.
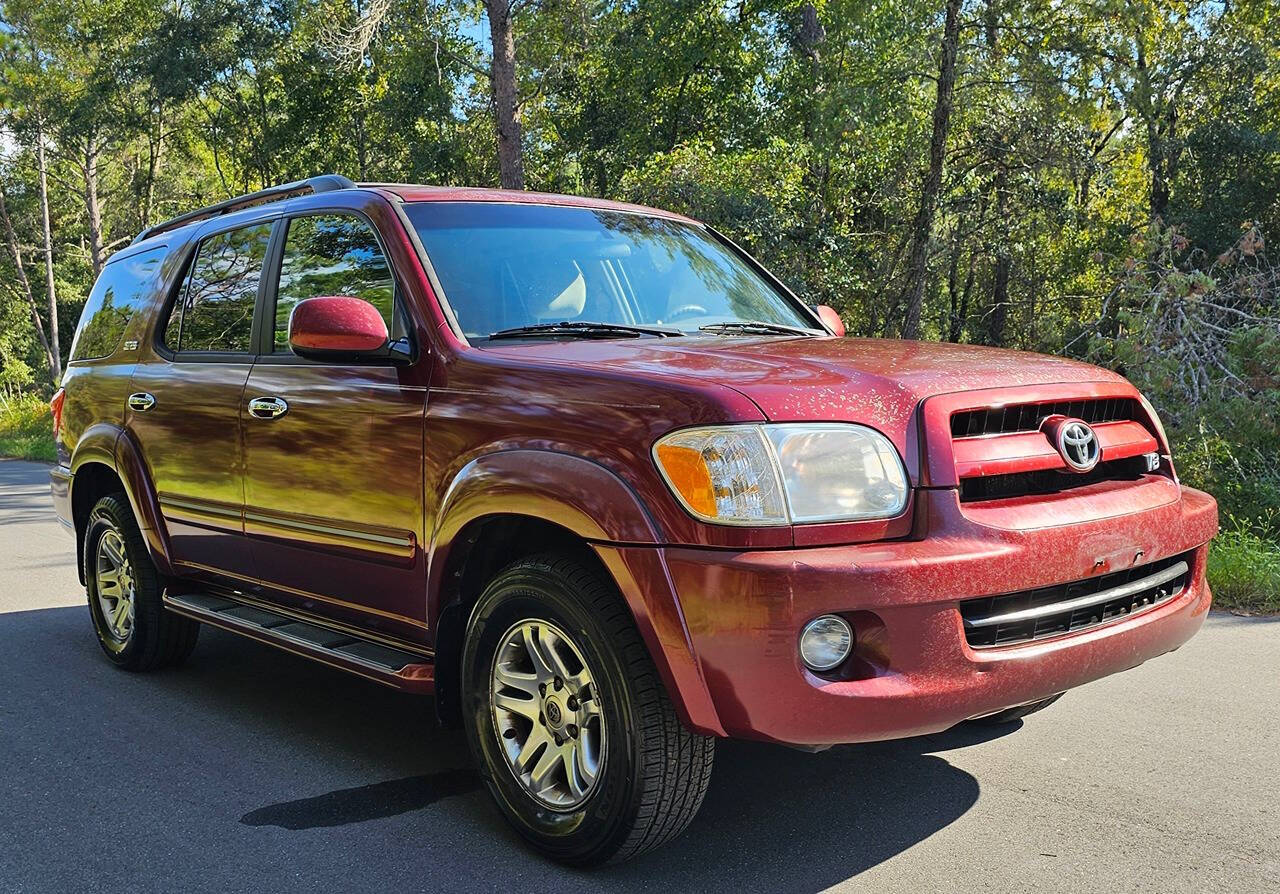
<box><xmin>1056</xmin><ymin>419</ymin><xmax>1100</xmax><ymax>472</ymax></box>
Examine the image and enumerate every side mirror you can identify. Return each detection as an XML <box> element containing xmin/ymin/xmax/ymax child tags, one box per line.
<box><xmin>288</xmin><ymin>295</ymin><xmax>407</xmax><ymax>362</ymax></box>
<box><xmin>814</xmin><ymin>305</ymin><xmax>845</xmax><ymax>337</ymax></box>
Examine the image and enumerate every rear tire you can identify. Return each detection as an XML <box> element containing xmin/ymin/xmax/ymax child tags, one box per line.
<box><xmin>84</xmin><ymin>493</ymin><xmax>199</xmax><ymax>671</ymax></box>
<box><xmin>970</xmin><ymin>693</ymin><xmax>1063</xmax><ymax>725</ymax></box>
<box><xmin>461</xmin><ymin>551</ymin><xmax>714</xmax><ymax>866</ymax></box>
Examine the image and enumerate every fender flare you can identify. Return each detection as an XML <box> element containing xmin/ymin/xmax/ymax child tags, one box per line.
<box><xmin>69</xmin><ymin>423</ymin><xmax>174</xmax><ymax>577</ymax></box>
<box><xmin>428</xmin><ymin>449</ymin><xmax>724</xmax><ymax>736</ymax></box>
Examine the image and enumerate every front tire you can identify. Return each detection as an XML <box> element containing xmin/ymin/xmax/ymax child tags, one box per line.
<box><xmin>84</xmin><ymin>493</ymin><xmax>199</xmax><ymax>671</ymax></box>
<box><xmin>461</xmin><ymin>552</ymin><xmax>714</xmax><ymax>866</ymax></box>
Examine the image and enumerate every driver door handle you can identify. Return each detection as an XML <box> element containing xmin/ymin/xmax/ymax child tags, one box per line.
<box><xmin>247</xmin><ymin>396</ymin><xmax>289</xmax><ymax>420</ymax></box>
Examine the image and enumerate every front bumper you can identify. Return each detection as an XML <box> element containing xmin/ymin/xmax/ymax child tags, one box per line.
<box><xmin>606</xmin><ymin>485</ymin><xmax>1217</xmax><ymax>746</ymax></box>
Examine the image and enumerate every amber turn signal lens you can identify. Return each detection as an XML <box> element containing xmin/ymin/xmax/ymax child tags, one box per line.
<box><xmin>49</xmin><ymin>388</ymin><xmax>66</xmax><ymax>439</ymax></box>
<box><xmin>654</xmin><ymin>444</ymin><xmax>717</xmax><ymax>518</ymax></box>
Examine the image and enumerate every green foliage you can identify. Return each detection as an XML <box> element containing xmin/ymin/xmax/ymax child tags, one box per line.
<box><xmin>0</xmin><ymin>394</ymin><xmax>55</xmax><ymax>462</ymax></box>
<box><xmin>1077</xmin><ymin>221</ymin><xmax>1280</xmax><ymax>547</ymax></box>
<box><xmin>1173</xmin><ymin>412</ymin><xmax>1280</xmax><ymax>539</ymax></box>
<box><xmin>1208</xmin><ymin>517</ymin><xmax>1280</xmax><ymax>614</ymax></box>
<box><xmin>0</xmin><ymin>0</ymin><xmax>1276</xmax><ymax>605</ymax></box>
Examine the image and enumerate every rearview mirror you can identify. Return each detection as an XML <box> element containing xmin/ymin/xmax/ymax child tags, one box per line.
<box><xmin>288</xmin><ymin>295</ymin><xmax>406</xmax><ymax>362</ymax></box>
<box><xmin>814</xmin><ymin>305</ymin><xmax>846</xmax><ymax>337</ymax></box>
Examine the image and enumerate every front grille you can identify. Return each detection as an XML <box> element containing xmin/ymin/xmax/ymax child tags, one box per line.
<box><xmin>951</xmin><ymin>397</ymin><xmax>1141</xmax><ymax>438</ymax></box>
<box><xmin>960</xmin><ymin>552</ymin><xmax>1192</xmax><ymax>648</ymax></box>
<box><xmin>960</xmin><ymin>455</ymin><xmax>1149</xmax><ymax>502</ymax></box>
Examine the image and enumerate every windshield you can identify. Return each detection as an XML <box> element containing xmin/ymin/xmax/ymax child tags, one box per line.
<box><xmin>403</xmin><ymin>202</ymin><xmax>818</xmax><ymax>340</ymax></box>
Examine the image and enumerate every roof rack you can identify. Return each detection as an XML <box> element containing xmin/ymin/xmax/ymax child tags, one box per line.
<box><xmin>132</xmin><ymin>174</ymin><xmax>357</xmax><ymax>244</ymax></box>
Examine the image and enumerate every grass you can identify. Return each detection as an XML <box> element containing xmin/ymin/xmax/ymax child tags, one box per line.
<box><xmin>0</xmin><ymin>394</ymin><xmax>56</xmax><ymax>463</ymax></box>
<box><xmin>1208</xmin><ymin>520</ymin><xmax>1280</xmax><ymax>615</ymax></box>
<box><xmin>0</xmin><ymin>389</ymin><xmax>1273</xmax><ymax>612</ymax></box>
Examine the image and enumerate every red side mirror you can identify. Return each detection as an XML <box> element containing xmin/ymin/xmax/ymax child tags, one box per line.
<box><xmin>288</xmin><ymin>296</ymin><xmax>389</xmax><ymax>359</ymax></box>
<box><xmin>815</xmin><ymin>305</ymin><xmax>845</xmax><ymax>337</ymax></box>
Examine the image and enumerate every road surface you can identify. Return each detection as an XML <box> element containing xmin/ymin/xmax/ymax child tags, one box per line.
<box><xmin>0</xmin><ymin>459</ymin><xmax>1275</xmax><ymax>893</ymax></box>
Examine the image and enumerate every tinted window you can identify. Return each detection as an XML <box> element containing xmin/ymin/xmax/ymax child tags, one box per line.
<box><xmin>69</xmin><ymin>248</ymin><xmax>167</xmax><ymax>361</ymax></box>
<box><xmin>166</xmin><ymin>223</ymin><xmax>271</xmax><ymax>353</ymax></box>
<box><xmin>403</xmin><ymin>202</ymin><xmax>815</xmax><ymax>339</ymax></box>
<box><xmin>274</xmin><ymin>215</ymin><xmax>395</xmax><ymax>352</ymax></box>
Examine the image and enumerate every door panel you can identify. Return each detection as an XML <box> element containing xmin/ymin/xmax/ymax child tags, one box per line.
<box><xmin>124</xmin><ymin>220</ymin><xmax>274</xmax><ymax>582</ymax></box>
<box><xmin>126</xmin><ymin>360</ymin><xmax>254</xmax><ymax>578</ymax></box>
<box><xmin>242</xmin><ymin>364</ymin><xmax>428</xmax><ymax>640</ymax></box>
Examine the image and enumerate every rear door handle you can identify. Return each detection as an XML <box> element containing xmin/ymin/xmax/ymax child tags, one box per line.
<box><xmin>247</xmin><ymin>396</ymin><xmax>289</xmax><ymax>420</ymax></box>
<box><xmin>127</xmin><ymin>392</ymin><xmax>155</xmax><ymax>411</ymax></box>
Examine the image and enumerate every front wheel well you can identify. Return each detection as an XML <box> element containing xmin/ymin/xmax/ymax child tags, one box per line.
<box><xmin>432</xmin><ymin>515</ymin><xmax>612</xmax><ymax>727</ymax></box>
<box><xmin>71</xmin><ymin>462</ymin><xmax>128</xmax><ymax>585</ymax></box>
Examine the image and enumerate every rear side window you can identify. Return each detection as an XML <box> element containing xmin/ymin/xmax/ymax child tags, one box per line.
<box><xmin>273</xmin><ymin>214</ymin><xmax>395</xmax><ymax>352</ymax></box>
<box><xmin>164</xmin><ymin>223</ymin><xmax>272</xmax><ymax>354</ymax></box>
<box><xmin>69</xmin><ymin>248</ymin><xmax>167</xmax><ymax>361</ymax></box>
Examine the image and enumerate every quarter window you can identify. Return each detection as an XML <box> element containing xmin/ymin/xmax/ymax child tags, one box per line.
<box><xmin>70</xmin><ymin>247</ymin><xmax>166</xmax><ymax>361</ymax></box>
<box><xmin>165</xmin><ymin>223</ymin><xmax>271</xmax><ymax>354</ymax></box>
<box><xmin>273</xmin><ymin>215</ymin><xmax>395</xmax><ymax>352</ymax></box>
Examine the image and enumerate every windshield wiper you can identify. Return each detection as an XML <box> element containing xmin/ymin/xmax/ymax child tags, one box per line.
<box><xmin>697</xmin><ymin>320</ymin><xmax>818</xmax><ymax>337</ymax></box>
<box><xmin>488</xmin><ymin>321</ymin><xmax>685</xmax><ymax>340</ymax></box>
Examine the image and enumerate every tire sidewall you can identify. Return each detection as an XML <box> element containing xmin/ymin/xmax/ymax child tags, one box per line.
<box><xmin>461</xmin><ymin>564</ymin><xmax>641</xmax><ymax>863</ymax></box>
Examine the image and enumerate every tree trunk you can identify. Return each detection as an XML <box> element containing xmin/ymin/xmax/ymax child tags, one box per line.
<box><xmin>954</xmin><ymin>251</ymin><xmax>976</xmax><ymax>343</ymax></box>
<box><xmin>946</xmin><ymin>238</ymin><xmax>961</xmax><ymax>339</ymax></box>
<box><xmin>143</xmin><ymin>103</ymin><xmax>165</xmax><ymax>228</ymax></box>
<box><xmin>986</xmin><ymin>136</ymin><xmax>1011</xmax><ymax>346</ymax></box>
<box><xmin>898</xmin><ymin>0</ymin><xmax>963</xmax><ymax>340</ymax></box>
<box><xmin>355</xmin><ymin>111</ymin><xmax>369</xmax><ymax>181</ymax></box>
<box><xmin>83</xmin><ymin>133</ymin><xmax>105</xmax><ymax>280</ymax></box>
<box><xmin>0</xmin><ymin>184</ymin><xmax>59</xmax><ymax>383</ymax></box>
<box><xmin>485</xmin><ymin>0</ymin><xmax>525</xmax><ymax>190</ymax></box>
<box><xmin>988</xmin><ymin>254</ymin><xmax>1010</xmax><ymax>346</ymax></box>
<box><xmin>1147</xmin><ymin>107</ymin><xmax>1176</xmax><ymax>221</ymax></box>
<box><xmin>35</xmin><ymin>114</ymin><xmax>62</xmax><ymax>381</ymax></box>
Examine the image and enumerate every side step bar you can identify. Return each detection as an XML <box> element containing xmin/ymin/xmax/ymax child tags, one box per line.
<box><xmin>163</xmin><ymin>592</ymin><xmax>434</xmax><ymax>693</ymax></box>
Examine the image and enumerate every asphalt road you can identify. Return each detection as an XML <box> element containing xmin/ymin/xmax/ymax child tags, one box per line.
<box><xmin>0</xmin><ymin>458</ymin><xmax>1276</xmax><ymax>893</ymax></box>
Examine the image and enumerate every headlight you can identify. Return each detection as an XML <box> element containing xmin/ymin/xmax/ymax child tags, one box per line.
<box><xmin>653</xmin><ymin>423</ymin><xmax>908</xmax><ymax>525</ymax></box>
<box><xmin>1137</xmin><ymin>393</ymin><xmax>1170</xmax><ymax>453</ymax></box>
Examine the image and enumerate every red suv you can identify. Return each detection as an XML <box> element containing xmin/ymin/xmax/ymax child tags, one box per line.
<box><xmin>50</xmin><ymin>175</ymin><xmax>1217</xmax><ymax>865</ymax></box>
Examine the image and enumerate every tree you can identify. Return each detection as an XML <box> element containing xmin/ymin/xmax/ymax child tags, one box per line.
<box><xmin>0</xmin><ymin>178</ymin><xmax>60</xmax><ymax>383</ymax></box>
<box><xmin>1067</xmin><ymin>0</ymin><xmax>1234</xmax><ymax>222</ymax></box>
<box><xmin>899</xmin><ymin>0</ymin><xmax>964</xmax><ymax>340</ymax></box>
<box><xmin>0</xmin><ymin>9</ymin><xmax>63</xmax><ymax>379</ymax></box>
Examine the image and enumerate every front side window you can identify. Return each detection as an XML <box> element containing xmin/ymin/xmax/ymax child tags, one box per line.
<box><xmin>70</xmin><ymin>247</ymin><xmax>167</xmax><ymax>361</ymax></box>
<box><xmin>165</xmin><ymin>223</ymin><xmax>271</xmax><ymax>353</ymax></box>
<box><xmin>273</xmin><ymin>214</ymin><xmax>395</xmax><ymax>352</ymax></box>
<box><xmin>402</xmin><ymin>202</ymin><xmax>816</xmax><ymax>340</ymax></box>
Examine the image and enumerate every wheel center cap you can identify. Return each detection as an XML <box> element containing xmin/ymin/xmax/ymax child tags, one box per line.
<box><xmin>544</xmin><ymin>697</ymin><xmax>564</xmax><ymax>728</ymax></box>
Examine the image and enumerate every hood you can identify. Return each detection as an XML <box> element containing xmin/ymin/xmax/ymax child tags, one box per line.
<box><xmin>486</xmin><ymin>334</ymin><xmax>1128</xmax><ymax>452</ymax></box>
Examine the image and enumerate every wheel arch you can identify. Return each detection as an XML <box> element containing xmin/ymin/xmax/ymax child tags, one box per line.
<box><xmin>68</xmin><ymin>424</ymin><xmax>173</xmax><ymax>582</ymax></box>
<box><xmin>428</xmin><ymin>450</ymin><xmax>723</xmax><ymax>736</ymax></box>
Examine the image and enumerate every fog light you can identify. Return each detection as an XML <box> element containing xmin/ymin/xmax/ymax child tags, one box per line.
<box><xmin>799</xmin><ymin>614</ymin><xmax>853</xmax><ymax>672</ymax></box>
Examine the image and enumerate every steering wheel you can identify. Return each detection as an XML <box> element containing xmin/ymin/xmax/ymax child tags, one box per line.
<box><xmin>665</xmin><ymin>304</ymin><xmax>709</xmax><ymax>322</ymax></box>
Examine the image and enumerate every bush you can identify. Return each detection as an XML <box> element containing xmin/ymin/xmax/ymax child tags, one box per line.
<box><xmin>1208</xmin><ymin>518</ymin><xmax>1280</xmax><ymax>614</ymax></box>
<box><xmin>0</xmin><ymin>394</ymin><xmax>56</xmax><ymax>463</ymax></box>
<box><xmin>1066</xmin><ymin>223</ymin><xmax>1280</xmax><ymax>611</ymax></box>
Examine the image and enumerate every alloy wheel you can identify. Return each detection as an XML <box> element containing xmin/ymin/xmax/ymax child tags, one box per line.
<box><xmin>95</xmin><ymin>527</ymin><xmax>135</xmax><ymax>645</ymax></box>
<box><xmin>489</xmin><ymin>619</ymin><xmax>606</xmax><ymax>810</ymax></box>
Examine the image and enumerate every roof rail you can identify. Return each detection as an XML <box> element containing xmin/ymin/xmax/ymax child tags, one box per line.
<box><xmin>132</xmin><ymin>174</ymin><xmax>357</xmax><ymax>244</ymax></box>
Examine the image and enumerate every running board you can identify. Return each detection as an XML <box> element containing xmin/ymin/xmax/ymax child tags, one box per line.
<box><xmin>163</xmin><ymin>592</ymin><xmax>434</xmax><ymax>693</ymax></box>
